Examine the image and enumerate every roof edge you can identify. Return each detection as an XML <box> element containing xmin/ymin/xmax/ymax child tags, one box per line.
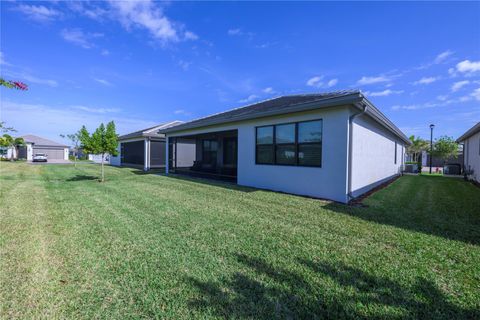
<box><xmin>456</xmin><ymin>122</ymin><xmax>480</xmax><ymax>142</ymax></box>
<box><xmin>161</xmin><ymin>92</ymin><xmax>363</xmax><ymax>134</ymax></box>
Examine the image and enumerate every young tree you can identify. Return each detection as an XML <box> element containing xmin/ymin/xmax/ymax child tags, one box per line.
<box><xmin>0</xmin><ymin>134</ymin><xmax>25</xmax><ymax>161</ymax></box>
<box><xmin>60</xmin><ymin>131</ymin><xmax>81</xmax><ymax>168</ymax></box>
<box><xmin>79</xmin><ymin>122</ymin><xmax>118</xmax><ymax>182</ymax></box>
<box><xmin>432</xmin><ymin>136</ymin><xmax>459</xmax><ymax>164</ymax></box>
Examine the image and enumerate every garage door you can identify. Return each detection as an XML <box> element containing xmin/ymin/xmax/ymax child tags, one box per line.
<box><xmin>33</xmin><ymin>148</ymin><xmax>64</xmax><ymax>160</ymax></box>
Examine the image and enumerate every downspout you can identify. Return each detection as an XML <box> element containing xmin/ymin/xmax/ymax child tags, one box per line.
<box><xmin>347</xmin><ymin>103</ymin><xmax>367</xmax><ymax>202</ymax></box>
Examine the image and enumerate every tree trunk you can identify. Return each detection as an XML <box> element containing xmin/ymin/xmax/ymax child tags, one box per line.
<box><xmin>74</xmin><ymin>150</ymin><xmax>77</xmax><ymax>168</ymax></box>
<box><xmin>101</xmin><ymin>153</ymin><xmax>104</xmax><ymax>182</ymax></box>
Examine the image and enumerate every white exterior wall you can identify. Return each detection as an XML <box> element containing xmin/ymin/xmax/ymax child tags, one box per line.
<box><xmin>350</xmin><ymin>113</ymin><xmax>405</xmax><ymax>197</ymax></box>
<box><xmin>110</xmin><ymin>143</ymin><xmax>121</xmax><ymax>166</ymax></box>
<box><xmin>26</xmin><ymin>143</ymin><xmax>33</xmax><ymax>160</ymax></box>
<box><xmin>64</xmin><ymin>148</ymin><xmax>69</xmax><ymax>160</ymax></box>
<box><xmin>167</xmin><ymin>107</ymin><xmax>351</xmax><ymax>203</ymax></box>
<box><xmin>463</xmin><ymin>131</ymin><xmax>480</xmax><ymax>182</ymax></box>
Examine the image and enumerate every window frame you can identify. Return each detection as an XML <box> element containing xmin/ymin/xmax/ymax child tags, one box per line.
<box><xmin>255</xmin><ymin>119</ymin><xmax>322</xmax><ymax>168</ymax></box>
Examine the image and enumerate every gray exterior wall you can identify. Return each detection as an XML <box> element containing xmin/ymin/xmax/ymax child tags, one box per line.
<box><xmin>167</xmin><ymin>106</ymin><xmax>351</xmax><ymax>203</ymax></box>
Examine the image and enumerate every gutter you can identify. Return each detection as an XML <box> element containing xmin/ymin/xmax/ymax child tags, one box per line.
<box><xmin>347</xmin><ymin>103</ymin><xmax>368</xmax><ymax>202</ymax></box>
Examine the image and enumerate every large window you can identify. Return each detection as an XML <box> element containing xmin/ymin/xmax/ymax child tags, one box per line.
<box><xmin>255</xmin><ymin>119</ymin><xmax>322</xmax><ymax>167</ymax></box>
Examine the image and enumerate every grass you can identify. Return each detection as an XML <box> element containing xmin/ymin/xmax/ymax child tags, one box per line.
<box><xmin>1</xmin><ymin>162</ymin><xmax>479</xmax><ymax>319</ymax></box>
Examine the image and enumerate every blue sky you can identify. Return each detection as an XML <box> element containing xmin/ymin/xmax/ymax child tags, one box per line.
<box><xmin>1</xmin><ymin>1</ymin><xmax>479</xmax><ymax>145</ymax></box>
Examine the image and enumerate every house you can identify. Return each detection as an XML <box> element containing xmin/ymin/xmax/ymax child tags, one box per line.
<box><xmin>13</xmin><ymin>135</ymin><xmax>69</xmax><ymax>161</ymax></box>
<box><xmin>456</xmin><ymin>122</ymin><xmax>480</xmax><ymax>182</ymax></box>
<box><xmin>110</xmin><ymin>121</ymin><xmax>182</xmax><ymax>171</ymax></box>
<box><xmin>160</xmin><ymin>90</ymin><xmax>410</xmax><ymax>203</ymax></box>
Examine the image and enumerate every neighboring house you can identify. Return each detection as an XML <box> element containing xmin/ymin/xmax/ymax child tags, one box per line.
<box><xmin>416</xmin><ymin>149</ymin><xmax>463</xmax><ymax>171</ymax></box>
<box><xmin>110</xmin><ymin>121</ymin><xmax>183</xmax><ymax>171</ymax></box>
<box><xmin>161</xmin><ymin>90</ymin><xmax>410</xmax><ymax>203</ymax></box>
<box><xmin>10</xmin><ymin>135</ymin><xmax>69</xmax><ymax>161</ymax></box>
<box><xmin>88</xmin><ymin>154</ymin><xmax>110</xmax><ymax>164</ymax></box>
<box><xmin>456</xmin><ymin>122</ymin><xmax>480</xmax><ymax>182</ymax></box>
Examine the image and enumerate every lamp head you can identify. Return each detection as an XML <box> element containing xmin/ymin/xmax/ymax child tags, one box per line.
<box><xmin>430</xmin><ymin>124</ymin><xmax>435</xmax><ymax>129</ymax></box>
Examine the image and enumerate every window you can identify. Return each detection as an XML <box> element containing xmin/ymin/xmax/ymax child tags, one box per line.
<box><xmin>256</xmin><ymin>126</ymin><xmax>274</xmax><ymax>164</ymax></box>
<box><xmin>275</xmin><ymin>124</ymin><xmax>296</xmax><ymax>165</ymax></box>
<box><xmin>394</xmin><ymin>141</ymin><xmax>397</xmax><ymax>164</ymax></box>
<box><xmin>255</xmin><ymin>119</ymin><xmax>322</xmax><ymax>167</ymax></box>
<box><xmin>298</xmin><ymin>120</ymin><xmax>322</xmax><ymax>166</ymax></box>
<box><xmin>202</xmin><ymin>139</ymin><xmax>218</xmax><ymax>166</ymax></box>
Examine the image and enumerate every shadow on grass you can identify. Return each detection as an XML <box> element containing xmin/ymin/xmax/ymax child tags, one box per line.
<box><xmin>165</xmin><ymin>174</ymin><xmax>256</xmax><ymax>193</ymax></box>
<box><xmin>188</xmin><ymin>254</ymin><xmax>478</xmax><ymax>319</ymax></box>
<box><xmin>66</xmin><ymin>174</ymin><xmax>98</xmax><ymax>181</ymax></box>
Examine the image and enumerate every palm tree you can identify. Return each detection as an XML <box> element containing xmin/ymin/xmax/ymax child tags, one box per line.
<box><xmin>0</xmin><ymin>134</ymin><xmax>25</xmax><ymax>161</ymax></box>
<box><xmin>407</xmin><ymin>135</ymin><xmax>429</xmax><ymax>162</ymax></box>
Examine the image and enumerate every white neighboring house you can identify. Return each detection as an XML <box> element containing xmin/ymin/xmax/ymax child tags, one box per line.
<box><xmin>110</xmin><ymin>121</ymin><xmax>183</xmax><ymax>171</ymax></box>
<box><xmin>457</xmin><ymin>122</ymin><xmax>480</xmax><ymax>182</ymax></box>
<box><xmin>88</xmin><ymin>154</ymin><xmax>110</xmax><ymax>164</ymax></box>
<box><xmin>3</xmin><ymin>135</ymin><xmax>69</xmax><ymax>161</ymax></box>
<box><xmin>161</xmin><ymin>90</ymin><xmax>410</xmax><ymax>203</ymax></box>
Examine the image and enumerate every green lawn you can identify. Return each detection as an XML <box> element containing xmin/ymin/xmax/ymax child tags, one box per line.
<box><xmin>1</xmin><ymin>162</ymin><xmax>479</xmax><ymax>319</ymax></box>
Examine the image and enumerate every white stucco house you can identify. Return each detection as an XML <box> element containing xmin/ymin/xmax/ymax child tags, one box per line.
<box><xmin>110</xmin><ymin>121</ymin><xmax>183</xmax><ymax>171</ymax></box>
<box><xmin>457</xmin><ymin>122</ymin><xmax>480</xmax><ymax>183</ymax></box>
<box><xmin>161</xmin><ymin>90</ymin><xmax>410</xmax><ymax>203</ymax></box>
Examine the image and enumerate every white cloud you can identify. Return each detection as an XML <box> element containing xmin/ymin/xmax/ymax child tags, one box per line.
<box><xmin>356</xmin><ymin>75</ymin><xmax>390</xmax><ymax>85</ymax></box>
<box><xmin>306</xmin><ymin>76</ymin><xmax>338</xmax><ymax>89</ymax></box>
<box><xmin>471</xmin><ymin>88</ymin><xmax>480</xmax><ymax>101</ymax></box>
<box><xmin>108</xmin><ymin>0</ymin><xmax>196</xmax><ymax>43</ymax></box>
<box><xmin>60</xmin><ymin>29</ymin><xmax>102</xmax><ymax>49</ymax></box>
<box><xmin>178</xmin><ymin>60</ymin><xmax>191</xmax><ymax>71</ymax></box>
<box><xmin>412</xmin><ymin>77</ymin><xmax>438</xmax><ymax>85</ymax></box>
<box><xmin>437</xmin><ymin>95</ymin><xmax>448</xmax><ymax>101</ymax></box>
<box><xmin>1</xmin><ymin>100</ymin><xmax>156</xmax><ymax>143</ymax></box>
<box><xmin>238</xmin><ymin>94</ymin><xmax>259</xmax><ymax>103</ymax></box>
<box><xmin>228</xmin><ymin>28</ymin><xmax>242</xmax><ymax>36</ymax></box>
<box><xmin>94</xmin><ymin>78</ymin><xmax>112</xmax><ymax>86</ymax></box>
<box><xmin>434</xmin><ymin>50</ymin><xmax>453</xmax><ymax>64</ymax></box>
<box><xmin>184</xmin><ymin>31</ymin><xmax>198</xmax><ymax>40</ymax></box>
<box><xmin>455</xmin><ymin>60</ymin><xmax>480</xmax><ymax>74</ymax></box>
<box><xmin>262</xmin><ymin>87</ymin><xmax>275</xmax><ymax>94</ymax></box>
<box><xmin>391</xmin><ymin>94</ymin><xmax>473</xmax><ymax>111</ymax></box>
<box><xmin>364</xmin><ymin>89</ymin><xmax>403</xmax><ymax>97</ymax></box>
<box><xmin>0</xmin><ymin>52</ymin><xmax>11</xmax><ymax>66</ymax></box>
<box><xmin>173</xmin><ymin>109</ymin><xmax>192</xmax><ymax>116</ymax></box>
<box><xmin>306</xmin><ymin>76</ymin><xmax>323</xmax><ymax>87</ymax></box>
<box><xmin>101</xmin><ymin>49</ymin><xmax>110</xmax><ymax>56</ymax></box>
<box><xmin>327</xmin><ymin>79</ymin><xmax>338</xmax><ymax>87</ymax></box>
<box><xmin>451</xmin><ymin>80</ymin><xmax>470</xmax><ymax>92</ymax></box>
<box><xmin>14</xmin><ymin>4</ymin><xmax>62</xmax><ymax>22</ymax></box>
<box><xmin>21</xmin><ymin>74</ymin><xmax>58</xmax><ymax>87</ymax></box>
<box><xmin>72</xmin><ymin>106</ymin><xmax>120</xmax><ymax>114</ymax></box>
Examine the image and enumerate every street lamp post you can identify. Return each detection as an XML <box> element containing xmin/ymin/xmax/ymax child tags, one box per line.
<box><xmin>429</xmin><ymin>124</ymin><xmax>435</xmax><ymax>174</ymax></box>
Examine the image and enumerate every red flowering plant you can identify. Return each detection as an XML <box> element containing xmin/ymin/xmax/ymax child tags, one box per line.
<box><xmin>0</xmin><ymin>78</ymin><xmax>28</xmax><ymax>90</ymax></box>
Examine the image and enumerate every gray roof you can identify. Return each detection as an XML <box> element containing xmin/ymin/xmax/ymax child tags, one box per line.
<box><xmin>456</xmin><ymin>122</ymin><xmax>480</xmax><ymax>142</ymax></box>
<box><xmin>160</xmin><ymin>90</ymin><xmax>410</xmax><ymax>144</ymax></box>
<box><xmin>118</xmin><ymin>121</ymin><xmax>183</xmax><ymax>140</ymax></box>
<box><xmin>21</xmin><ymin>134</ymin><xmax>68</xmax><ymax>147</ymax></box>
